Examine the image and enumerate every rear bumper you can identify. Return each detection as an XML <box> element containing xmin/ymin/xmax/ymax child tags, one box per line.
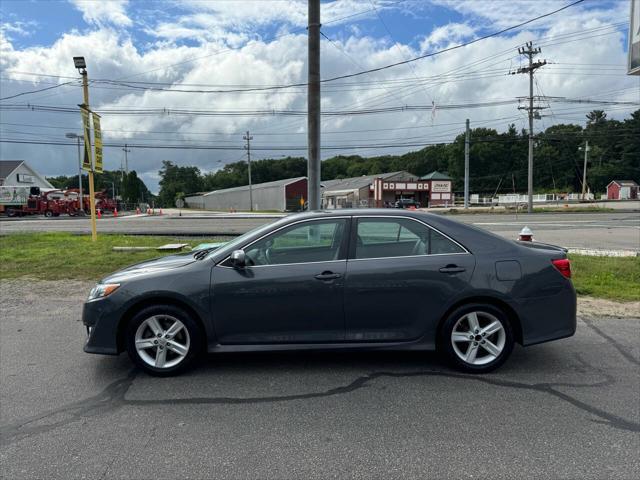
<box><xmin>516</xmin><ymin>282</ymin><xmax>577</xmax><ymax>346</ymax></box>
<box><xmin>82</xmin><ymin>299</ymin><xmax>120</xmax><ymax>355</ymax></box>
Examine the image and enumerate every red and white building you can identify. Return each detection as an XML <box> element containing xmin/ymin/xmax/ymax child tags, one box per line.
<box><xmin>606</xmin><ymin>180</ymin><xmax>639</xmax><ymax>200</ymax></box>
<box><xmin>323</xmin><ymin>170</ymin><xmax>453</xmax><ymax>209</ymax></box>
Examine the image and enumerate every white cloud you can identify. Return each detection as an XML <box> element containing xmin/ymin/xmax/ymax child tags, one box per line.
<box><xmin>69</xmin><ymin>0</ymin><xmax>132</xmax><ymax>27</ymax></box>
<box><xmin>420</xmin><ymin>22</ymin><xmax>475</xmax><ymax>51</ymax></box>
<box><xmin>0</xmin><ymin>21</ymin><xmax>38</xmax><ymax>39</ymax></box>
<box><xmin>0</xmin><ymin>1</ymin><xmax>636</xmax><ymax>193</ymax></box>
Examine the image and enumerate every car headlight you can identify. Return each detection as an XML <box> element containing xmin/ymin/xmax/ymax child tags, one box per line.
<box><xmin>88</xmin><ymin>283</ymin><xmax>120</xmax><ymax>301</ymax></box>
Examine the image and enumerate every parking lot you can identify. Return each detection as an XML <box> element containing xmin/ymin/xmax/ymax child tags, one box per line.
<box><xmin>1</xmin><ymin>279</ymin><xmax>638</xmax><ymax>479</ymax></box>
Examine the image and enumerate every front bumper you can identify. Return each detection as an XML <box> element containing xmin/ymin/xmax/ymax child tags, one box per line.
<box><xmin>82</xmin><ymin>298</ymin><xmax>121</xmax><ymax>355</ymax></box>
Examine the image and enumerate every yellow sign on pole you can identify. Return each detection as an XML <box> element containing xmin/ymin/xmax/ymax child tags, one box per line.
<box><xmin>92</xmin><ymin>112</ymin><xmax>103</xmax><ymax>173</ymax></box>
<box><xmin>80</xmin><ymin>106</ymin><xmax>92</xmax><ymax>171</ymax></box>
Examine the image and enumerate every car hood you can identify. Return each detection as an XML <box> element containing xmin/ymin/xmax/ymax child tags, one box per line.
<box><xmin>101</xmin><ymin>254</ymin><xmax>196</xmax><ymax>283</ymax></box>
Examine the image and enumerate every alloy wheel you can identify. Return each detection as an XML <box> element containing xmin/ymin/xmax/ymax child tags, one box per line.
<box><xmin>451</xmin><ymin>311</ymin><xmax>506</xmax><ymax>366</ymax></box>
<box><xmin>134</xmin><ymin>315</ymin><xmax>191</xmax><ymax>369</ymax></box>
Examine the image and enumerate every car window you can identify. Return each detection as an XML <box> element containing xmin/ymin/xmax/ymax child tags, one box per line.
<box><xmin>429</xmin><ymin>229</ymin><xmax>465</xmax><ymax>254</ymax></box>
<box><xmin>355</xmin><ymin>218</ymin><xmax>464</xmax><ymax>259</ymax></box>
<box><xmin>245</xmin><ymin>219</ymin><xmax>347</xmax><ymax>266</ymax></box>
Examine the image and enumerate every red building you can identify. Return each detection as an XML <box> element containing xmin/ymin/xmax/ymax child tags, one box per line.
<box><xmin>606</xmin><ymin>180</ymin><xmax>639</xmax><ymax>200</ymax></box>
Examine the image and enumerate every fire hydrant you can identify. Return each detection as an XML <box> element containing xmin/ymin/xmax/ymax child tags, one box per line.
<box><xmin>518</xmin><ymin>226</ymin><xmax>534</xmax><ymax>242</ymax></box>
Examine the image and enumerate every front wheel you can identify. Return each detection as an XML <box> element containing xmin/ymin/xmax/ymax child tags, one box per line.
<box><xmin>440</xmin><ymin>304</ymin><xmax>514</xmax><ymax>373</ymax></box>
<box><xmin>125</xmin><ymin>305</ymin><xmax>202</xmax><ymax>376</ymax></box>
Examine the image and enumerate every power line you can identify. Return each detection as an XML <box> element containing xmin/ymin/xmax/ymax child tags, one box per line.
<box><xmin>0</xmin><ymin>81</ymin><xmax>78</xmax><ymax>101</ymax></box>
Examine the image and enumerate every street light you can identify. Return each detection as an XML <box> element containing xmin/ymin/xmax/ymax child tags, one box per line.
<box><xmin>66</xmin><ymin>132</ymin><xmax>84</xmax><ymax>214</ymax></box>
<box><xmin>73</xmin><ymin>56</ymin><xmax>86</xmax><ymax>70</ymax></box>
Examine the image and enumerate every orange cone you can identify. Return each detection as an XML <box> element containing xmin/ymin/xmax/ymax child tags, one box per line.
<box><xmin>97</xmin><ymin>209</ymin><xmax>102</xmax><ymax>219</ymax></box>
<box><xmin>113</xmin><ymin>208</ymin><xmax>118</xmax><ymax>217</ymax></box>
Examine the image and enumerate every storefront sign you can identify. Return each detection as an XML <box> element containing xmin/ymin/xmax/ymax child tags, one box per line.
<box><xmin>431</xmin><ymin>181</ymin><xmax>451</xmax><ymax>193</ymax></box>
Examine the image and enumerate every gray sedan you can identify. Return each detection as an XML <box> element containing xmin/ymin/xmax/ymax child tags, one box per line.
<box><xmin>82</xmin><ymin>210</ymin><xmax>576</xmax><ymax>376</ymax></box>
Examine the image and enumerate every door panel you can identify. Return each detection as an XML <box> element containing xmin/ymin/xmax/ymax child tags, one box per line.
<box><xmin>345</xmin><ymin>217</ymin><xmax>475</xmax><ymax>341</ymax></box>
<box><xmin>344</xmin><ymin>254</ymin><xmax>475</xmax><ymax>341</ymax></box>
<box><xmin>212</xmin><ymin>261</ymin><xmax>346</xmax><ymax>344</ymax></box>
<box><xmin>210</xmin><ymin>217</ymin><xmax>350</xmax><ymax>344</ymax></box>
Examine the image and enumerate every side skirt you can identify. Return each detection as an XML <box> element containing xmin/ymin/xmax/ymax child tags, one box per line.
<box><xmin>207</xmin><ymin>340</ymin><xmax>435</xmax><ymax>354</ymax></box>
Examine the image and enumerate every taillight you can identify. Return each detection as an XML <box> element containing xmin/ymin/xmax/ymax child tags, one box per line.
<box><xmin>552</xmin><ymin>258</ymin><xmax>571</xmax><ymax>279</ymax></box>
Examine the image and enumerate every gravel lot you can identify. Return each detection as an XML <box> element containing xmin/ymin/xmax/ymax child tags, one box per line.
<box><xmin>1</xmin><ymin>279</ymin><xmax>639</xmax><ymax>479</ymax></box>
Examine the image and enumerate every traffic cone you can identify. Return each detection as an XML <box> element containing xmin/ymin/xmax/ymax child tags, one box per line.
<box><xmin>113</xmin><ymin>208</ymin><xmax>118</xmax><ymax>217</ymax></box>
<box><xmin>97</xmin><ymin>209</ymin><xmax>102</xmax><ymax>219</ymax></box>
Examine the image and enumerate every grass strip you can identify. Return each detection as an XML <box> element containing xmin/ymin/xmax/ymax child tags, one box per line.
<box><xmin>0</xmin><ymin>232</ymin><xmax>230</xmax><ymax>281</ymax></box>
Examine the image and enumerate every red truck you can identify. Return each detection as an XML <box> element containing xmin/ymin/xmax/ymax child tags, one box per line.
<box><xmin>1</xmin><ymin>188</ymin><xmax>117</xmax><ymax>217</ymax></box>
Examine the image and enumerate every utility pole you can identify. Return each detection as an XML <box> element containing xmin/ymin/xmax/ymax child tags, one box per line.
<box><xmin>121</xmin><ymin>144</ymin><xmax>131</xmax><ymax>202</ymax></box>
<box><xmin>514</xmin><ymin>42</ymin><xmax>547</xmax><ymax>213</ymax></box>
<box><xmin>243</xmin><ymin>131</ymin><xmax>254</xmax><ymax>211</ymax></box>
<box><xmin>66</xmin><ymin>132</ymin><xmax>84</xmax><ymax>214</ymax></box>
<box><xmin>75</xmin><ymin>57</ymin><xmax>98</xmax><ymax>241</ymax></box>
<box><xmin>307</xmin><ymin>0</ymin><xmax>321</xmax><ymax>210</ymax></box>
<box><xmin>580</xmin><ymin>140</ymin><xmax>590</xmax><ymax>200</ymax></box>
<box><xmin>122</xmin><ymin>144</ymin><xmax>131</xmax><ymax>175</ymax></box>
<box><xmin>464</xmin><ymin>118</ymin><xmax>470</xmax><ymax>209</ymax></box>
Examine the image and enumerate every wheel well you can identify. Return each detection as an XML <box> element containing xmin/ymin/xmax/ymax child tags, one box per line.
<box><xmin>437</xmin><ymin>296</ymin><xmax>523</xmax><ymax>345</ymax></box>
<box><xmin>116</xmin><ymin>297</ymin><xmax>207</xmax><ymax>353</ymax></box>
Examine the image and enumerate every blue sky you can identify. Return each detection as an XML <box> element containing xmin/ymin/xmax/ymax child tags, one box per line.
<box><xmin>0</xmin><ymin>0</ymin><xmax>636</xmax><ymax>192</ymax></box>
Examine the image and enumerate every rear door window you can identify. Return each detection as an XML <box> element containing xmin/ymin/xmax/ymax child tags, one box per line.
<box><xmin>354</xmin><ymin>218</ymin><xmax>464</xmax><ymax>259</ymax></box>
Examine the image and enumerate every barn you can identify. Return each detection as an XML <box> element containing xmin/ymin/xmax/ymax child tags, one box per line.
<box><xmin>185</xmin><ymin>177</ymin><xmax>307</xmax><ymax>212</ymax></box>
<box><xmin>606</xmin><ymin>180</ymin><xmax>639</xmax><ymax>200</ymax></box>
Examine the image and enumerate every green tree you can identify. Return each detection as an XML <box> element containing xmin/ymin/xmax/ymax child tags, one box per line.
<box><xmin>157</xmin><ymin>161</ymin><xmax>203</xmax><ymax>207</ymax></box>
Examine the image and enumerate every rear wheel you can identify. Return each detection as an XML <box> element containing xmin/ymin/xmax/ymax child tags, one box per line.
<box><xmin>440</xmin><ymin>304</ymin><xmax>514</xmax><ymax>373</ymax></box>
<box><xmin>125</xmin><ymin>305</ymin><xmax>202</xmax><ymax>376</ymax></box>
<box><xmin>44</xmin><ymin>210</ymin><xmax>53</xmax><ymax>218</ymax></box>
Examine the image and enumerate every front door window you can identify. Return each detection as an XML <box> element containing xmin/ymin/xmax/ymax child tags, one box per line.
<box><xmin>245</xmin><ymin>219</ymin><xmax>347</xmax><ymax>266</ymax></box>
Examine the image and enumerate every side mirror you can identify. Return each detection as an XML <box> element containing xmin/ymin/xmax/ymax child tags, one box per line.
<box><xmin>230</xmin><ymin>249</ymin><xmax>246</xmax><ymax>268</ymax></box>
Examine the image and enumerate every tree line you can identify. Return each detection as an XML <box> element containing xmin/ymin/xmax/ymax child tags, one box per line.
<box><xmin>47</xmin><ymin>169</ymin><xmax>154</xmax><ymax>206</ymax></box>
<box><xmin>47</xmin><ymin>109</ymin><xmax>639</xmax><ymax>207</ymax></box>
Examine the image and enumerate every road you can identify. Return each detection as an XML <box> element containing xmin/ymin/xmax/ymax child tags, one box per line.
<box><xmin>1</xmin><ymin>210</ymin><xmax>639</xmax><ymax>251</ymax></box>
<box><xmin>1</xmin><ymin>280</ymin><xmax>639</xmax><ymax>479</ymax></box>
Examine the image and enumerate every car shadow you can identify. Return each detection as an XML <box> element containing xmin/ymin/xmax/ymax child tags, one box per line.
<box><xmin>183</xmin><ymin>341</ymin><xmax>571</xmax><ymax>379</ymax></box>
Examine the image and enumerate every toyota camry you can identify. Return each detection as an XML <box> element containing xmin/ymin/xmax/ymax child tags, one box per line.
<box><xmin>82</xmin><ymin>210</ymin><xmax>576</xmax><ymax>376</ymax></box>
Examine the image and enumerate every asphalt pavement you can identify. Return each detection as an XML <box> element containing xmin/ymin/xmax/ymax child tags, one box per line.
<box><xmin>1</xmin><ymin>210</ymin><xmax>639</xmax><ymax>251</ymax></box>
<box><xmin>1</xmin><ymin>279</ymin><xmax>639</xmax><ymax>479</ymax></box>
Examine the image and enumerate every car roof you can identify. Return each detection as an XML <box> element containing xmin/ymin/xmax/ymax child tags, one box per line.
<box><xmin>297</xmin><ymin>208</ymin><xmax>428</xmax><ymax>217</ymax></box>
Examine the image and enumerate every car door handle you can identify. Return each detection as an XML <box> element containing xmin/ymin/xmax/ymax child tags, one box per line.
<box><xmin>314</xmin><ymin>272</ymin><xmax>342</xmax><ymax>281</ymax></box>
<box><xmin>439</xmin><ymin>265</ymin><xmax>466</xmax><ymax>274</ymax></box>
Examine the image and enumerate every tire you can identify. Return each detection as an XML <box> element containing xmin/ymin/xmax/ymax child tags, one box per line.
<box><xmin>125</xmin><ymin>304</ymin><xmax>203</xmax><ymax>376</ymax></box>
<box><xmin>439</xmin><ymin>303</ymin><xmax>514</xmax><ymax>373</ymax></box>
<box><xmin>44</xmin><ymin>210</ymin><xmax>53</xmax><ymax>218</ymax></box>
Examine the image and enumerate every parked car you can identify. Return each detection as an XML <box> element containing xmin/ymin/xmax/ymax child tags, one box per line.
<box><xmin>83</xmin><ymin>210</ymin><xmax>576</xmax><ymax>376</ymax></box>
<box><xmin>394</xmin><ymin>198</ymin><xmax>420</xmax><ymax>208</ymax></box>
